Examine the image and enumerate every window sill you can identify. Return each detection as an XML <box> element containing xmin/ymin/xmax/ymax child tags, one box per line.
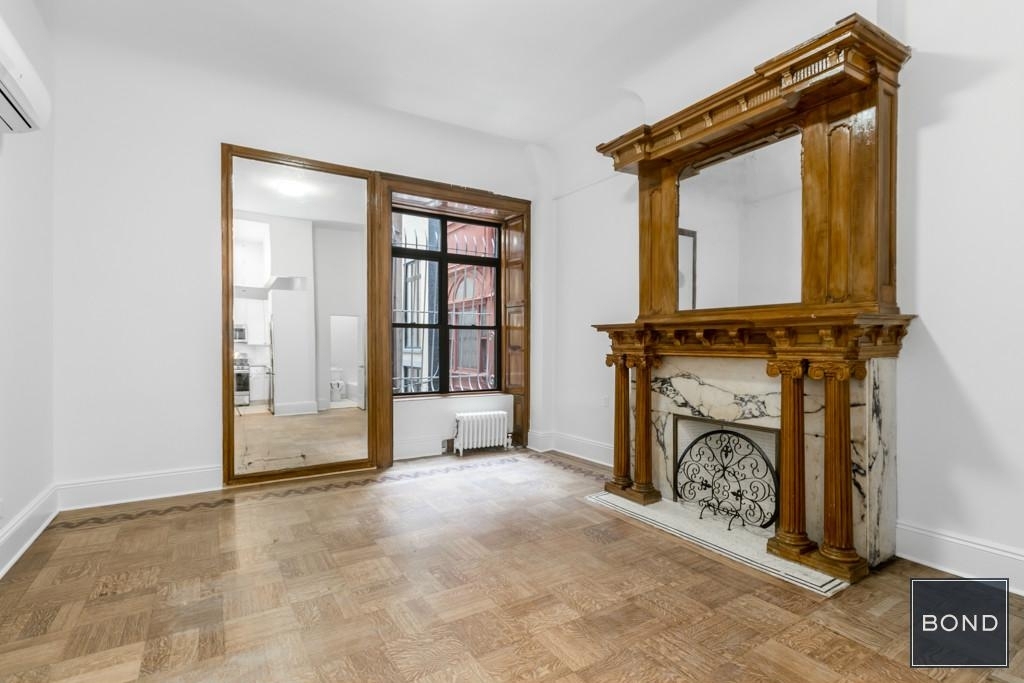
<box><xmin>392</xmin><ymin>391</ymin><xmax>505</xmax><ymax>402</ymax></box>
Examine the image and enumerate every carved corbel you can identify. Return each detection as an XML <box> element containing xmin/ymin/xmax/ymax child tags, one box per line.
<box><xmin>639</xmin><ymin>328</ymin><xmax>662</xmax><ymax>347</ymax></box>
<box><xmin>770</xmin><ymin>326</ymin><xmax>797</xmax><ymax>349</ymax></box>
<box><xmin>862</xmin><ymin>325</ymin><xmax>884</xmax><ymax>346</ymax></box>
<box><xmin>726</xmin><ymin>327</ymin><xmax>748</xmax><ymax>347</ymax></box>
<box><xmin>818</xmin><ymin>327</ymin><xmax>838</xmax><ymax>348</ymax></box>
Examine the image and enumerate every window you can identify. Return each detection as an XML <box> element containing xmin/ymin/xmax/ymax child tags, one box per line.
<box><xmin>392</xmin><ymin>210</ymin><xmax>500</xmax><ymax>394</ymax></box>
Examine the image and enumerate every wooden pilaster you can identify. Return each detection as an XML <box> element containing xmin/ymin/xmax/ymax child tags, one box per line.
<box><xmin>765</xmin><ymin>359</ymin><xmax>817</xmax><ymax>559</ymax></box>
<box><xmin>619</xmin><ymin>353</ymin><xmax>661</xmax><ymax>505</ymax></box>
<box><xmin>605</xmin><ymin>353</ymin><xmax>633</xmax><ymax>492</ymax></box>
<box><xmin>804</xmin><ymin>360</ymin><xmax>869</xmax><ymax>582</ymax></box>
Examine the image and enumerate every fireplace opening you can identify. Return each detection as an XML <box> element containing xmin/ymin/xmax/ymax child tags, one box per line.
<box><xmin>673</xmin><ymin>418</ymin><xmax>778</xmax><ymax>531</ymax></box>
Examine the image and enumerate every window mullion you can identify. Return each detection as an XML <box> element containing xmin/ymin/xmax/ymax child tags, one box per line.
<box><xmin>439</xmin><ymin>216</ymin><xmax>450</xmax><ymax>394</ymax></box>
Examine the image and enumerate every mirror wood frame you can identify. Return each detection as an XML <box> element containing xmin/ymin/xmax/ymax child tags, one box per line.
<box><xmin>597</xmin><ymin>14</ymin><xmax>912</xmax><ymax>331</ymax></box>
<box><xmin>221</xmin><ymin>144</ymin><xmax>386</xmax><ymax>485</ymax></box>
<box><xmin>222</xmin><ymin>146</ymin><xmax>531</xmax><ymax>486</ymax></box>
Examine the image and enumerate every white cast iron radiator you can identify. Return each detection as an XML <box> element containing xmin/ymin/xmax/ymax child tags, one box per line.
<box><xmin>454</xmin><ymin>411</ymin><xmax>511</xmax><ymax>456</ymax></box>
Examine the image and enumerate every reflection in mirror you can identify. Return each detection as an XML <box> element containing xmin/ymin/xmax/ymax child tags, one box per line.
<box><xmin>391</xmin><ymin>210</ymin><xmax>501</xmax><ymax>395</ymax></box>
<box><xmin>231</xmin><ymin>158</ymin><xmax>367</xmax><ymax>476</ymax></box>
<box><xmin>678</xmin><ymin>133</ymin><xmax>802</xmax><ymax>310</ymax></box>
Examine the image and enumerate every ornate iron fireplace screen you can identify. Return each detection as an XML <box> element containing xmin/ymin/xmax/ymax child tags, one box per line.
<box><xmin>673</xmin><ymin>428</ymin><xmax>778</xmax><ymax>530</ymax></box>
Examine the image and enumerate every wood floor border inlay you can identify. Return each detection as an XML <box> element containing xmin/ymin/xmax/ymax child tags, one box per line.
<box><xmin>49</xmin><ymin>455</ymin><xmax>525</xmax><ymax>530</ymax></box>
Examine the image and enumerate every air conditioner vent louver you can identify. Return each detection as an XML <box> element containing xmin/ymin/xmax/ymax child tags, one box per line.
<box><xmin>0</xmin><ymin>12</ymin><xmax>51</xmax><ymax>133</ymax></box>
<box><xmin>0</xmin><ymin>82</ymin><xmax>31</xmax><ymax>132</ymax></box>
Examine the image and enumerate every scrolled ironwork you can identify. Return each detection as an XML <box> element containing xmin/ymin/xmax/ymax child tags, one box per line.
<box><xmin>674</xmin><ymin>429</ymin><xmax>777</xmax><ymax>530</ymax></box>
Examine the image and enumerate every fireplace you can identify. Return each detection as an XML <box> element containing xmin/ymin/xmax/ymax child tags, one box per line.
<box><xmin>672</xmin><ymin>416</ymin><xmax>779</xmax><ymax>531</ymax></box>
<box><xmin>593</xmin><ymin>16</ymin><xmax>912</xmax><ymax>583</ymax></box>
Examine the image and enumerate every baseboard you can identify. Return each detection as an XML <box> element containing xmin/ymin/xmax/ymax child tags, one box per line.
<box><xmin>527</xmin><ymin>431</ymin><xmax>613</xmax><ymax>468</ymax></box>
<box><xmin>394</xmin><ymin>436</ymin><xmax>446</xmax><ymax>461</ymax></box>
<box><xmin>527</xmin><ymin>429</ymin><xmax>555</xmax><ymax>452</ymax></box>
<box><xmin>273</xmin><ymin>401</ymin><xmax>318</xmax><ymax>417</ymax></box>
<box><xmin>57</xmin><ymin>464</ymin><xmax>222</xmax><ymax>511</ymax></box>
<box><xmin>0</xmin><ymin>485</ymin><xmax>59</xmax><ymax>579</ymax></box>
<box><xmin>897</xmin><ymin>521</ymin><xmax>1024</xmax><ymax>596</ymax></box>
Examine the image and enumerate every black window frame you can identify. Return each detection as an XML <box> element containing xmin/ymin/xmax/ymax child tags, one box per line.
<box><xmin>392</xmin><ymin>208</ymin><xmax>501</xmax><ymax>395</ymax></box>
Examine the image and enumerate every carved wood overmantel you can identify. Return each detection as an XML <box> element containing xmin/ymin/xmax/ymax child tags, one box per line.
<box><xmin>592</xmin><ymin>15</ymin><xmax>912</xmax><ymax>583</ymax></box>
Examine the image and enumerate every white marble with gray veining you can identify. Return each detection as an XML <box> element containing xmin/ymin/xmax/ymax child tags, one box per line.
<box><xmin>642</xmin><ymin>356</ymin><xmax>897</xmax><ymax>566</ymax></box>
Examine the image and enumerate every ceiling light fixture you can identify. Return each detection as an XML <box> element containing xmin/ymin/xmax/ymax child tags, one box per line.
<box><xmin>267</xmin><ymin>178</ymin><xmax>315</xmax><ymax>198</ymax></box>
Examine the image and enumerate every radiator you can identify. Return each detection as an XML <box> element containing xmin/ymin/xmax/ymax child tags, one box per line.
<box><xmin>454</xmin><ymin>411</ymin><xmax>510</xmax><ymax>456</ymax></box>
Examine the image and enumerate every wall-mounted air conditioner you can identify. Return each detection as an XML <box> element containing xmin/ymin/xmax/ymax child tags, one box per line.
<box><xmin>0</xmin><ymin>12</ymin><xmax>51</xmax><ymax>133</ymax></box>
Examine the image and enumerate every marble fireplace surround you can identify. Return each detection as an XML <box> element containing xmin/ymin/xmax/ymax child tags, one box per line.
<box><xmin>645</xmin><ymin>356</ymin><xmax>896</xmax><ymax>566</ymax></box>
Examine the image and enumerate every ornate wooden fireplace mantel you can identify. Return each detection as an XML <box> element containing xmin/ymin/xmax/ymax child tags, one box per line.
<box><xmin>593</xmin><ymin>15</ymin><xmax>912</xmax><ymax>583</ymax></box>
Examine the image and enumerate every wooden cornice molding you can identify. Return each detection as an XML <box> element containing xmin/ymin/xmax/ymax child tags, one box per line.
<box><xmin>594</xmin><ymin>311</ymin><xmax>913</xmax><ymax>361</ymax></box>
<box><xmin>596</xmin><ymin>14</ymin><xmax>910</xmax><ymax>173</ymax></box>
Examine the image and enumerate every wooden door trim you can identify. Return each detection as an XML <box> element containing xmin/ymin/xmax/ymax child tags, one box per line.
<box><xmin>221</xmin><ymin>144</ymin><xmax>384</xmax><ymax>485</ymax></box>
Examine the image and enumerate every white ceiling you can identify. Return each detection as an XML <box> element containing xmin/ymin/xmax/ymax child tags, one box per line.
<box><xmin>37</xmin><ymin>0</ymin><xmax>750</xmax><ymax>142</ymax></box>
<box><xmin>232</xmin><ymin>156</ymin><xmax>366</xmax><ymax>224</ymax></box>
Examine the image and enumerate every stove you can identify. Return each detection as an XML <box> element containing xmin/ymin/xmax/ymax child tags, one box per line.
<box><xmin>233</xmin><ymin>357</ymin><xmax>250</xmax><ymax>406</ymax></box>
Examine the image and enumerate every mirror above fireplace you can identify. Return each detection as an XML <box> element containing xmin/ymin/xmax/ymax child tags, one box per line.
<box><xmin>678</xmin><ymin>132</ymin><xmax>802</xmax><ymax>311</ymax></box>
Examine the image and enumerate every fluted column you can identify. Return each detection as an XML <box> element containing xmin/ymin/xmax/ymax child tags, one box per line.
<box><xmin>604</xmin><ymin>353</ymin><xmax>632</xmax><ymax>492</ymax></box>
<box><xmin>805</xmin><ymin>360</ymin><xmax>869</xmax><ymax>582</ymax></box>
<box><xmin>622</xmin><ymin>353</ymin><xmax>661</xmax><ymax>505</ymax></box>
<box><xmin>765</xmin><ymin>359</ymin><xmax>817</xmax><ymax>559</ymax></box>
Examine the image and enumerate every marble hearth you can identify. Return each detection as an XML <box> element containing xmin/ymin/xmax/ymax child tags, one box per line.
<box><xmin>640</xmin><ymin>356</ymin><xmax>896</xmax><ymax>566</ymax></box>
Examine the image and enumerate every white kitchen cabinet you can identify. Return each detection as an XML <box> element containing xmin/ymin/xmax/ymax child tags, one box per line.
<box><xmin>233</xmin><ymin>297</ymin><xmax>269</xmax><ymax>345</ymax></box>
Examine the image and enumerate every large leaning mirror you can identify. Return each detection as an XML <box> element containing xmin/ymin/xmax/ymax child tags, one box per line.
<box><xmin>223</xmin><ymin>148</ymin><xmax>373</xmax><ymax>483</ymax></box>
<box><xmin>678</xmin><ymin>132</ymin><xmax>803</xmax><ymax>310</ymax></box>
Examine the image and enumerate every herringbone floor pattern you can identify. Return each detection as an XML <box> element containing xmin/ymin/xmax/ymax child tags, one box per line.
<box><xmin>0</xmin><ymin>451</ymin><xmax>1020</xmax><ymax>682</ymax></box>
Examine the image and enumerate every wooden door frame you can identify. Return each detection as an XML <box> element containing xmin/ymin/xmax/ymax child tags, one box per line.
<box><xmin>221</xmin><ymin>144</ymin><xmax>388</xmax><ymax>485</ymax></box>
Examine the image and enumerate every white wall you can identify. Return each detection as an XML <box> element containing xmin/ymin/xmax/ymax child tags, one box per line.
<box><xmin>738</xmin><ymin>187</ymin><xmax>801</xmax><ymax>304</ymax></box>
<box><xmin>681</xmin><ymin>135</ymin><xmax>802</xmax><ymax>309</ymax></box>
<box><xmin>313</xmin><ymin>223</ymin><xmax>365</xmax><ymax>410</ymax></box>
<box><xmin>233</xmin><ymin>234</ymin><xmax>268</xmax><ymax>288</ymax></box>
<box><xmin>0</xmin><ymin>0</ymin><xmax>56</xmax><ymax>574</ymax></box>
<box><xmin>889</xmin><ymin>0</ymin><xmax>1024</xmax><ymax>588</ymax></box>
<box><xmin>329</xmin><ymin>315</ymin><xmax>361</xmax><ymax>404</ymax></box>
<box><xmin>266</xmin><ymin>217</ymin><xmax>316</xmax><ymax>416</ymax></box>
<box><xmin>394</xmin><ymin>394</ymin><xmax>513</xmax><ymax>460</ymax></box>
<box><xmin>680</xmin><ymin>176</ymin><xmax>741</xmax><ymax>309</ymax></box>
<box><xmin>49</xmin><ymin>32</ymin><xmax>538</xmax><ymax>504</ymax></box>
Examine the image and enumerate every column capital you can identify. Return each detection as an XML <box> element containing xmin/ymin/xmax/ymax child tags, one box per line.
<box><xmin>766</xmin><ymin>359</ymin><xmax>806</xmax><ymax>379</ymax></box>
<box><xmin>605</xmin><ymin>353</ymin><xmax>628</xmax><ymax>369</ymax></box>
<box><xmin>625</xmin><ymin>353</ymin><xmax>661</xmax><ymax>370</ymax></box>
<box><xmin>806</xmin><ymin>359</ymin><xmax>866</xmax><ymax>382</ymax></box>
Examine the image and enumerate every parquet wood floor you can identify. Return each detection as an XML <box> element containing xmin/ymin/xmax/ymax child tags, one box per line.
<box><xmin>234</xmin><ymin>407</ymin><xmax>368</xmax><ymax>474</ymax></box>
<box><xmin>1</xmin><ymin>451</ymin><xmax>1020</xmax><ymax>682</ymax></box>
